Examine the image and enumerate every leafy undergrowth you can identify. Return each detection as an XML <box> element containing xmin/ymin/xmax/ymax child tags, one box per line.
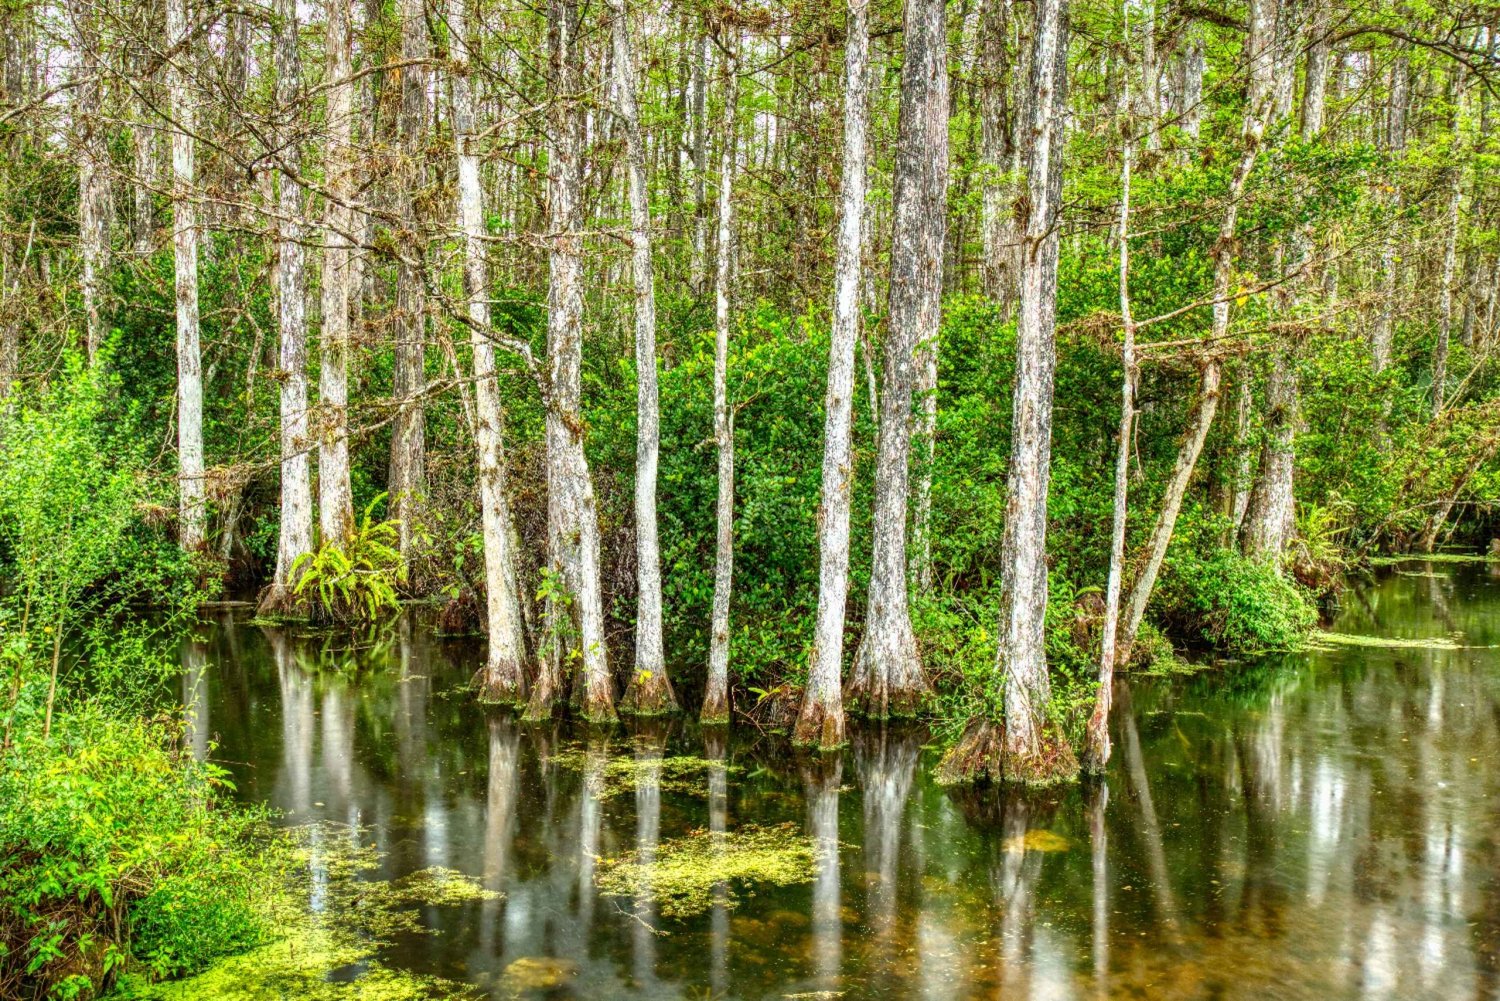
<box><xmin>1367</xmin><ymin>553</ymin><xmax>1499</xmax><ymax>566</ymax></box>
<box><xmin>0</xmin><ymin>706</ymin><xmax>283</xmax><ymax>1000</ymax></box>
<box><xmin>112</xmin><ymin>823</ymin><xmax>495</xmax><ymax>1000</ymax></box>
<box><xmin>594</xmin><ymin>823</ymin><xmax>822</xmax><ymax>918</ymax></box>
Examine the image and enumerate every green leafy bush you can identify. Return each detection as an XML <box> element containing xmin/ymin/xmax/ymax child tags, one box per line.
<box><xmin>1156</xmin><ymin>524</ymin><xmax>1317</xmax><ymax>653</ymax></box>
<box><xmin>0</xmin><ymin>705</ymin><xmax>285</xmax><ymax>998</ymax></box>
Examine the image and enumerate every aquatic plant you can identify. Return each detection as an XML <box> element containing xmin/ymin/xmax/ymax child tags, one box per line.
<box><xmin>115</xmin><ymin>823</ymin><xmax>495</xmax><ymax>1000</ymax></box>
<box><xmin>544</xmin><ymin>746</ymin><xmax>741</xmax><ymax>798</ymax></box>
<box><xmin>594</xmin><ymin>823</ymin><xmax>822</xmax><ymax>918</ymax></box>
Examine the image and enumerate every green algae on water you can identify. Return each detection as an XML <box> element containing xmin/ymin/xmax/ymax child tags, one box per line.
<box><xmin>1312</xmin><ymin>631</ymin><xmax>1464</xmax><ymax>651</ymax></box>
<box><xmin>594</xmin><ymin>823</ymin><xmax>823</xmax><ymax>918</ymax></box>
<box><xmin>544</xmin><ymin>746</ymin><xmax>741</xmax><ymax>797</ymax></box>
<box><xmin>115</xmin><ymin>824</ymin><xmax>494</xmax><ymax>1000</ymax></box>
<box><xmin>1368</xmin><ymin>553</ymin><xmax>1499</xmax><ymax>566</ymax></box>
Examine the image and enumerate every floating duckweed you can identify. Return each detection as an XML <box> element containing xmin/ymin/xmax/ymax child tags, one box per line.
<box><xmin>1369</xmin><ymin>553</ymin><xmax>1498</xmax><ymax>565</ymax></box>
<box><xmin>544</xmin><ymin>747</ymin><xmax>741</xmax><ymax>797</ymax></box>
<box><xmin>1002</xmin><ymin>829</ymin><xmax>1072</xmax><ymax>854</ymax></box>
<box><xmin>119</xmin><ymin>824</ymin><xmax>493</xmax><ymax>1000</ymax></box>
<box><xmin>595</xmin><ymin>823</ymin><xmax>822</xmax><ymax>918</ymax></box>
<box><xmin>1312</xmin><ymin>631</ymin><xmax>1463</xmax><ymax>650</ymax></box>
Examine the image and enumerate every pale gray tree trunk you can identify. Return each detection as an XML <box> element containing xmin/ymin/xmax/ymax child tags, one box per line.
<box><xmin>1179</xmin><ymin>32</ymin><xmax>1205</xmax><ymax>141</ymax></box>
<box><xmin>452</xmin><ymin>0</ymin><xmax>529</xmax><ymax>704</ymax></box>
<box><xmin>390</xmin><ymin>0</ymin><xmax>428</xmax><ymax>560</ymax></box>
<box><xmin>610</xmin><ymin>0</ymin><xmax>676</xmax><ymax>716</ymax></box>
<box><xmin>167</xmin><ymin>0</ymin><xmax>204</xmax><ymax>553</ymax></box>
<box><xmin>688</xmin><ymin>27</ymin><xmax>709</xmax><ymax>294</ymax></box>
<box><xmin>319</xmin><ymin>0</ymin><xmax>356</xmax><ymax>545</ymax></box>
<box><xmin>1241</xmin><ymin>354</ymin><xmax>1298</xmax><ymax>559</ymax></box>
<box><xmin>978</xmin><ymin>0</ymin><xmax>1013</xmax><ymax>301</ymax></box>
<box><xmin>1432</xmin><ymin>86</ymin><xmax>1463</xmax><ymax>418</ymax></box>
<box><xmin>1083</xmin><ymin>42</ymin><xmax>1135</xmax><ymax>775</ymax></box>
<box><xmin>996</xmin><ymin>0</ymin><xmax>1070</xmax><ymax>781</ymax></box>
<box><xmin>703</xmin><ymin>47</ymin><xmax>739</xmax><ymax>726</ymax></box>
<box><xmin>260</xmin><ymin>0</ymin><xmax>314</xmax><ymax>615</ymax></box>
<box><xmin>70</xmin><ymin>0</ymin><xmax>111</xmax><ymax>363</ymax></box>
<box><xmin>846</xmin><ymin>0</ymin><xmax>947</xmax><ymax>719</ymax></box>
<box><xmin>1135</xmin><ymin>0</ymin><xmax>1159</xmax><ymax>150</ymax></box>
<box><xmin>794</xmin><ymin>0</ymin><xmax>869</xmax><ymax>749</ymax></box>
<box><xmin>525</xmin><ymin>0</ymin><xmax>614</xmax><ymax>724</ymax></box>
<box><xmin>1241</xmin><ymin>4</ymin><xmax>1331</xmax><ymax>563</ymax></box>
<box><xmin>1371</xmin><ymin>55</ymin><xmax>1409</xmax><ymax>376</ymax></box>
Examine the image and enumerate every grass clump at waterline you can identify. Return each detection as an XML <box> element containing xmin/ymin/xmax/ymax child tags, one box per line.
<box><xmin>113</xmin><ymin>823</ymin><xmax>496</xmax><ymax>1000</ymax></box>
<box><xmin>594</xmin><ymin>823</ymin><xmax>823</xmax><ymax>918</ymax></box>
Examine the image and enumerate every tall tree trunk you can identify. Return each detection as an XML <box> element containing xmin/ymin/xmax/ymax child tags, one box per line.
<box><xmin>1083</xmin><ymin>33</ymin><xmax>1135</xmax><ymax>775</ymax></box>
<box><xmin>611</xmin><ymin>0</ymin><xmax>676</xmax><ymax>716</ymax></box>
<box><xmin>977</xmin><ymin>0</ymin><xmax>1013</xmax><ymax>301</ymax></box>
<box><xmin>1241</xmin><ymin>351</ymin><xmax>1298</xmax><ymax>558</ymax></box>
<box><xmin>1371</xmin><ymin>54</ymin><xmax>1409</xmax><ymax>376</ymax></box>
<box><xmin>1433</xmin><ymin>87</ymin><xmax>1463</xmax><ymax>418</ymax></box>
<box><xmin>688</xmin><ymin>25</ymin><xmax>710</xmax><ymax>295</ymax></box>
<box><xmin>452</xmin><ymin>0</ymin><xmax>529</xmax><ymax>704</ymax></box>
<box><xmin>260</xmin><ymin>0</ymin><xmax>314</xmax><ymax>615</ymax></box>
<box><xmin>995</xmin><ymin>0</ymin><xmax>1071</xmax><ymax>783</ymax></box>
<box><xmin>702</xmin><ymin>44</ymin><xmax>739</xmax><ymax>726</ymax></box>
<box><xmin>795</xmin><ymin>0</ymin><xmax>870</xmax><ymax>749</ymax></box>
<box><xmin>1242</xmin><ymin>0</ymin><xmax>1331</xmax><ymax>563</ymax></box>
<box><xmin>846</xmin><ymin>0</ymin><xmax>948</xmax><ymax>719</ymax></box>
<box><xmin>525</xmin><ymin>0</ymin><xmax>614</xmax><ymax>724</ymax></box>
<box><xmin>319</xmin><ymin>0</ymin><xmax>356</xmax><ymax>545</ymax></box>
<box><xmin>390</xmin><ymin>0</ymin><xmax>428</xmax><ymax>561</ymax></box>
<box><xmin>167</xmin><ymin>0</ymin><xmax>204</xmax><ymax>554</ymax></box>
<box><xmin>70</xmin><ymin>0</ymin><xmax>111</xmax><ymax>363</ymax></box>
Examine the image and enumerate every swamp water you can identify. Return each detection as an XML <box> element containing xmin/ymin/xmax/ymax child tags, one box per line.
<box><xmin>144</xmin><ymin>562</ymin><xmax>1500</xmax><ymax>999</ymax></box>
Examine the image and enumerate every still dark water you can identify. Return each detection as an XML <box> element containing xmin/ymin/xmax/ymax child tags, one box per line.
<box><xmin>182</xmin><ymin>563</ymin><xmax>1500</xmax><ymax>1000</ymax></box>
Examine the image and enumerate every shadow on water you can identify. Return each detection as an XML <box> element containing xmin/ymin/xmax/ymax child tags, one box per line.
<box><xmin>182</xmin><ymin>563</ymin><xmax>1500</xmax><ymax>999</ymax></box>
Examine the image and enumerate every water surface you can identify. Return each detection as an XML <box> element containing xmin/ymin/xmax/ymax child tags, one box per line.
<box><xmin>185</xmin><ymin>563</ymin><xmax>1500</xmax><ymax>999</ymax></box>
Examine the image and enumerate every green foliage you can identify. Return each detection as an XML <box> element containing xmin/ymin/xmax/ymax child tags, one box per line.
<box><xmin>1156</xmin><ymin>519</ymin><xmax>1318</xmax><ymax>653</ymax></box>
<box><xmin>0</xmin><ymin>706</ymin><xmax>284</xmax><ymax>998</ymax></box>
<box><xmin>291</xmin><ymin>496</ymin><xmax>403</xmax><ymax>624</ymax></box>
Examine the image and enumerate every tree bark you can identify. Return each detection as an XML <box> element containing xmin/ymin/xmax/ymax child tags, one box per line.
<box><xmin>1241</xmin><ymin>350</ymin><xmax>1298</xmax><ymax>558</ymax></box>
<box><xmin>1371</xmin><ymin>54</ymin><xmax>1409</xmax><ymax>376</ymax></box>
<box><xmin>525</xmin><ymin>0</ymin><xmax>614</xmax><ymax>724</ymax></box>
<box><xmin>390</xmin><ymin>0</ymin><xmax>428</xmax><ymax>561</ymax></box>
<box><xmin>70</xmin><ymin>0</ymin><xmax>112</xmax><ymax>363</ymax></box>
<box><xmin>846</xmin><ymin>0</ymin><xmax>948</xmax><ymax>719</ymax></box>
<box><xmin>977</xmin><ymin>0</ymin><xmax>1014</xmax><ymax>301</ymax></box>
<box><xmin>319</xmin><ymin>0</ymin><xmax>356</xmax><ymax>546</ymax></box>
<box><xmin>1433</xmin><ymin>88</ymin><xmax>1463</xmax><ymax>418</ymax></box>
<box><xmin>610</xmin><ymin>0</ymin><xmax>676</xmax><ymax>716</ymax></box>
<box><xmin>260</xmin><ymin>0</ymin><xmax>314</xmax><ymax>615</ymax></box>
<box><xmin>452</xmin><ymin>0</ymin><xmax>530</xmax><ymax>704</ymax></box>
<box><xmin>703</xmin><ymin>44</ymin><xmax>739</xmax><ymax>726</ymax></box>
<box><xmin>795</xmin><ymin>0</ymin><xmax>870</xmax><ymax>749</ymax></box>
<box><xmin>1084</xmin><ymin>36</ymin><xmax>1135</xmax><ymax>775</ymax></box>
<box><xmin>167</xmin><ymin>0</ymin><xmax>204</xmax><ymax>554</ymax></box>
<box><xmin>996</xmin><ymin>0</ymin><xmax>1070</xmax><ymax>782</ymax></box>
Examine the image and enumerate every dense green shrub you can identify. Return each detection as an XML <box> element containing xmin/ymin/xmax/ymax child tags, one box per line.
<box><xmin>0</xmin><ymin>705</ymin><xmax>284</xmax><ymax>999</ymax></box>
<box><xmin>1155</xmin><ymin>517</ymin><xmax>1317</xmax><ymax>653</ymax></box>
